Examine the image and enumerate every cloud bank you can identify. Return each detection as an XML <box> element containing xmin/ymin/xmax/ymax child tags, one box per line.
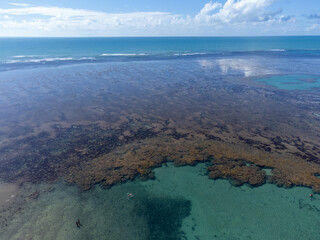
<box><xmin>307</xmin><ymin>14</ymin><xmax>320</xmax><ymax>19</ymax></box>
<box><xmin>196</xmin><ymin>0</ymin><xmax>279</xmax><ymax>23</ymax></box>
<box><xmin>9</xmin><ymin>3</ymin><xmax>30</xmax><ymax>7</ymax></box>
<box><xmin>0</xmin><ymin>0</ymin><xmax>317</xmax><ymax>36</ymax></box>
<box><xmin>0</xmin><ymin>6</ymin><xmax>184</xmax><ymax>35</ymax></box>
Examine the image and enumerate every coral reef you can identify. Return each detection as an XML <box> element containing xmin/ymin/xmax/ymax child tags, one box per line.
<box><xmin>208</xmin><ymin>158</ymin><xmax>266</xmax><ymax>186</ymax></box>
<box><xmin>0</xmin><ymin>61</ymin><xmax>320</xmax><ymax>192</ymax></box>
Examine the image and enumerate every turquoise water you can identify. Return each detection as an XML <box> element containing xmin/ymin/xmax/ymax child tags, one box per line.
<box><xmin>1</xmin><ymin>163</ymin><xmax>320</xmax><ymax>240</ymax></box>
<box><xmin>0</xmin><ymin>36</ymin><xmax>320</xmax><ymax>64</ymax></box>
<box><xmin>258</xmin><ymin>75</ymin><xmax>320</xmax><ymax>90</ymax></box>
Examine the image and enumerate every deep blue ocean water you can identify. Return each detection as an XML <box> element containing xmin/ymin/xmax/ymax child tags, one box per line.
<box><xmin>0</xmin><ymin>37</ymin><xmax>320</xmax><ymax>71</ymax></box>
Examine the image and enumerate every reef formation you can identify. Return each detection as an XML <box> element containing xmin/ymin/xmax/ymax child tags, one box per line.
<box><xmin>0</xmin><ymin>62</ymin><xmax>320</xmax><ymax>192</ymax></box>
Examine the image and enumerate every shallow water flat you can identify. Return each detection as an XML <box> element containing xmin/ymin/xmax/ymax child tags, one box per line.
<box><xmin>0</xmin><ymin>56</ymin><xmax>320</xmax><ymax>189</ymax></box>
<box><xmin>258</xmin><ymin>75</ymin><xmax>320</xmax><ymax>90</ymax></box>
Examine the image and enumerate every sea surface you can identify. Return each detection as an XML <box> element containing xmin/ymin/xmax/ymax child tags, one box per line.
<box><xmin>0</xmin><ymin>36</ymin><xmax>320</xmax><ymax>71</ymax></box>
<box><xmin>0</xmin><ymin>37</ymin><xmax>320</xmax><ymax>240</ymax></box>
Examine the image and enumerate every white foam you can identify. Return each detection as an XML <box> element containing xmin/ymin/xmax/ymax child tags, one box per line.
<box><xmin>13</xmin><ymin>55</ymin><xmax>38</xmax><ymax>58</ymax></box>
<box><xmin>173</xmin><ymin>52</ymin><xmax>207</xmax><ymax>56</ymax></box>
<box><xmin>101</xmin><ymin>53</ymin><xmax>146</xmax><ymax>56</ymax></box>
<box><xmin>181</xmin><ymin>52</ymin><xmax>206</xmax><ymax>56</ymax></box>
<box><xmin>270</xmin><ymin>49</ymin><xmax>287</xmax><ymax>52</ymax></box>
<box><xmin>78</xmin><ymin>57</ymin><xmax>95</xmax><ymax>60</ymax></box>
<box><xmin>32</xmin><ymin>58</ymin><xmax>73</xmax><ymax>62</ymax></box>
<box><xmin>6</xmin><ymin>57</ymin><xmax>74</xmax><ymax>64</ymax></box>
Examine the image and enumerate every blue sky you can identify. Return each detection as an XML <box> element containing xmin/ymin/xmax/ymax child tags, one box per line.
<box><xmin>0</xmin><ymin>0</ymin><xmax>319</xmax><ymax>36</ymax></box>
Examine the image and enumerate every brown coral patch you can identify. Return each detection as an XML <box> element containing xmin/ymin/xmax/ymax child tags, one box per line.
<box><xmin>62</xmin><ymin>134</ymin><xmax>320</xmax><ymax>192</ymax></box>
<box><xmin>208</xmin><ymin>158</ymin><xmax>266</xmax><ymax>186</ymax></box>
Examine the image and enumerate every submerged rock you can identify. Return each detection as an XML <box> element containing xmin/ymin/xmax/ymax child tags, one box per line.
<box><xmin>208</xmin><ymin>158</ymin><xmax>266</xmax><ymax>187</ymax></box>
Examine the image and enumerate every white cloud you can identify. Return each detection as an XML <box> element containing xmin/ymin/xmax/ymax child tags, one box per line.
<box><xmin>196</xmin><ymin>0</ymin><xmax>279</xmax><ymax>23</ymax></box>
<box><xmin>0</xmin><ymin>6</ymin><xmax>184</xmax><ymax>35</ymax></box>
<box><xmin>195</xmin><ymin>2</ymin><xmax>222</xmax><ymax>22</ymax></box>
<box><xmin>0</xmin><ymin>1</ymin><xmax>315</xmax><ymax>36</ymax></box>
<box><xmin>0</xmin><ymin>15</ymin><xmax>11</xmax><ymax>19</ymax></box>
<box><xmin>279</xmin><ymin>15</ymin><xmax>295</xmax><ymax>23</ymax></box>
<box><xmin>307</xmin><ymin>24</ymin><xmax>320</xmax><ymax>31</ymax></box>
<box><xmin>9</xmin><ymin>3</ymin><xmax>30</xmax><ymax>7</ymax></box>
<box><xmin>0</xmin><ymin>6</ymin><xmax>108</xmax><ymax>17</ymax></box>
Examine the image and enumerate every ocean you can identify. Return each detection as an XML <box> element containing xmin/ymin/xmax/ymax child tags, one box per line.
<box><xmin>1</xmin><ymin>36</ymin><xmax>320</xmax><ymax>68</ymax></box>
<box><xmin>0</xmin><ymin>37</ymin><xmax>320</xmax><ymax>239</ymax></box>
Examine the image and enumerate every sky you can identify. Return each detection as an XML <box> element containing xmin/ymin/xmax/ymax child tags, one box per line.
<box><xmin>0</xmin><ymin>0</ymin><xmax>319</xmax><ymax>37</ymax></box>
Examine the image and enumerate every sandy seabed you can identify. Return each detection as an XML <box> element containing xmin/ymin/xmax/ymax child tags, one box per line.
<box><xmin>1</xmin><ymin>163</ymin><xmax>320</xmax><ymax>240</ymax></box>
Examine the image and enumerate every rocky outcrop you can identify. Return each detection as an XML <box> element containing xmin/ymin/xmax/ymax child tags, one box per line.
<box><xmin>208</xmin><ymin>158</ymin><xmax>266</xmax><ymax>187</ymax></box>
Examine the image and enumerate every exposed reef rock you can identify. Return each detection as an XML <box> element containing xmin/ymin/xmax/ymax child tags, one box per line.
<box><xmin>208</xmin><ymin>158</ymin><xmax>266</xmax><ymax>187</ymax></box>
<box><xmin>1</xmin><ymin>119</ymin><xmax>320</xmax><ymax>192</ymax></box>
<box><xmin>62</xmin><ymin>132</ymin><xmax>320</xmax><ymax>192</ymax></box>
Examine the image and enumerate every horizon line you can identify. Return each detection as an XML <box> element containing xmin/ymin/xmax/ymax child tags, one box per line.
<box><xmin>0</xmin><ymin>35</ymin><xmax>320</xmax><ymax>38</ymax></box>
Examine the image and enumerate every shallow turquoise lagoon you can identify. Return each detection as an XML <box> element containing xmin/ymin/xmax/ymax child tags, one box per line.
<box><xmin>1</xmin><ymin>163</ymin><xmax>320</xmax><ymax>240</ymax></box>
<box><xmin>257</xmin><ymin>75</ymin><xmax>320</xmax><ymax>90</ymax></box>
